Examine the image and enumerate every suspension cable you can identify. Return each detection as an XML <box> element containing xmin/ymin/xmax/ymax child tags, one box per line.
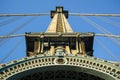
<box><xmin>8</xmin><ymin>16</ymin><xmax>37</xmax><ymax>35</ymax></box>
<box><xmin>95</xmin><ymin>38</ymin><xmax>119</xmax><ymax>61</ymax></box>
<box><xmin>95</xmin><ymin>34</ymin><xmax>120</xmax><ymax>38</ymax></box>
<box><xmin>0</xmin><ymin>16</ymin><xmax>23</xmax><ymax>27</ymax></box>
<box><xmin>0</xmin><ymin>38</ymin><xmax>23</xmax><ymax>63</ymax></box>
<box><xmin>80</xmin><ymin>16</ymin><xmax>110</xmax><ymax>33</ymax></box>
<box><xmin>0</xmin><ymin>34</ymin><xmax>25</xmax><ymax>38</ymax></box>
<box><xmin>0</xmin><ymin>13</ymin><xmax>50</xmax><ymax>17</ymax></box>
<box><xmin>1</xmin><ymin>13</ymin><xmax>120</xmax><ymax>17</ymax></box>
<box><xmin>96</xmin><ymin>17</ymin><xmax>120</xmax><ymax>28</ymax></box>
<box><xmin>0</xmin><ymin>33</ymin><xmax>119</xmax><ymax>39</ymax></box>
<box><xmin>69</xmin><ymin>13</ymin><xmax>120</xmax><ymax>17</ymax></box>
<box><xmin>0</xmin><ymin>16</ymin><xmax>37</xmax><ymax>46</ymax></box>
<box><xmin>80</xmin><ymin>16</ymin><xmax>120</xmax><ymax>46</ymax></box>
<box><xmin>0</xmin><ymin>16</ymin><xmax>10</xmax><ymax>20</ymax></box>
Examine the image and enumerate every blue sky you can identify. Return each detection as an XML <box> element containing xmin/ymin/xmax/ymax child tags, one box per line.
<box><xmin>0</xmin><ymin>0</ymin><xmax>120</xmax><ymax>63</ymax></box>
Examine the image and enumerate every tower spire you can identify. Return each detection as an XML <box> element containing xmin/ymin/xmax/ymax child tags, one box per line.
<box><xmin>46</xmin><ymin>6</ymin><xmax>73</xmax><ymax>33</ymax></box>
<box><xmin>25</xmin><ymin>6</ymin><xmax>94</xmax><ymax>57</ymax></box>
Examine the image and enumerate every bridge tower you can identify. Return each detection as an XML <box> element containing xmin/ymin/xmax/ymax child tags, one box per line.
<box><xmin>0</xmin><ymin>7</ymin><xmax>120</xmax><ymax>80</ymax></box>
<box><xmin>26</xmin><ymin>6</ymin><xmax>94</xmax><ymax>57</ymax></box>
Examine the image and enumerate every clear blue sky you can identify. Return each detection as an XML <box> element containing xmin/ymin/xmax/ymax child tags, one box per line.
<box><xmin>0</xmin><ymin>0</ymin><xmax>120</xmax><ymax>63</ymax></box>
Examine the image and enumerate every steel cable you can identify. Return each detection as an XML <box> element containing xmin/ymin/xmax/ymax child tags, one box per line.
<box><xmin>0</xmin><ymin>13</ymin><xmax>50</xmax><ymax>17</ymax></box>
<box><xmin>0</xmin><ymin>16</ymin><xmax>10</xmax><ymax>20</ymax></box>
<box><xmin>0</xmin><ymin>34</ymin><xmax>25</xmax><ymax>38</ymax></box>
<box><xmin>69</xmin><ymin>13</ymin><xmax>120</xmax><ymax>17</ymax></box>
<box><xmin>0</xmin><ymin>38</ymin><xmax>23</xmax><ymax>63</ymax></box>
<box><xmin>95</xmin><ymin>38</ymin><xmax>119</xmax><ymax>61</ymax></box>
<box><xmin>96</xmin><ymin>17</ymin><xmax>120</xmax><ymax>28</ymax></box>
<box><xmin>80</xmin><ymin>16</ymin><xmax>120</xmax><ymax>46</ymax></box>
<box><xmin>0</xmin><ymin>16</ymin><xmax>37</xmax><ymax>46</ymax></box>
<box><xmin>0</xmin><ymin>16</ymin><xmax>23</xmax><ymax>27</ymax></box>
<box><xmin>95</xmin><ymin>34</ymin><xmax>120</xmax><ymax>38</ymax></box>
